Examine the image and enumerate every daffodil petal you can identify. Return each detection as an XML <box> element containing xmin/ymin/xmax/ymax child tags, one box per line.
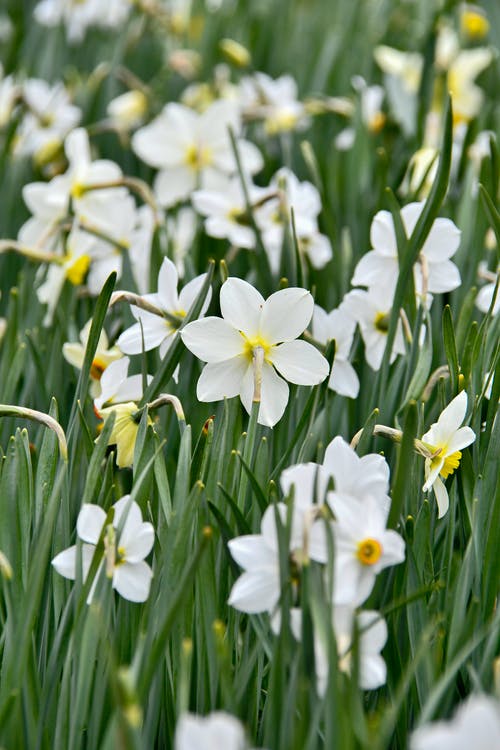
<box><xmin>271</xmin><ymin>340</ymin><xmax>329</xmax><ymax>385</ymax></box>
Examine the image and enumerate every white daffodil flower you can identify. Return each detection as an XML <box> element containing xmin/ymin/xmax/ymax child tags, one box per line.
<box><xmin>322</xmin><ymin>436</ymin><xmax>392</xmax><ymax>517</ymax></box>
<box><xmin>106</xmin><ymin>90</ymin><xmax>148</xmax><ymax>132</ymax></box>
<box><xmin>374</xmin><ymin>45</ymin><xmax>423</xmax><ymax>135</ymax></box>
<box><xmin>240</xmin><ymin>72</ymin><xmax>310</xmax><ymax>135</ymax></box>
<box><xmin>328</xmin><ymin>492</ymin><xmax>405</xmax><ymax>606</ymax></box>
<box><xmin>63</xmin><ymin>320</ymin><xmax>123</xmax><ymax>397</ymax></box>
<box><xmin>227</xmin><ymin>503</ymin><xmax>283</xmax><ymax>615</ymax></box>
<box><xmin>411</xmin><ymin>694</ymin><xmax>500</xmax><ymax>750</ymax></box>
<box><xmin>192</xmin><ymin>176</ymin><xmax>271</xmax><ymax>249</ymax></box>
<box><xmin>52</xmin><ymin>496</ymin><xmax>154</xmax><ymax>603</ymax></box>
<box><xmin>117</xmin><ymin>257</ymin><xmax>212</xmax><ymax>358</ymax></box>
<box><xmin>256</xmin><ymin>167</ymin><xmax>332</xmax><ymax>272</ymax></box>
<box><xmin>475</xmin><ymin>264</ymin><xmax>499</xmax><ymax>316</ymax></box>
<box><xmin>98</xmin><ymin>402</ymin><xmax>153</xmax><ymax>469</ymax></box>
<box><xmin>335</xmin><ymin>76</ymin><xmax>385</xmax><ymax>150</ymax></box>
<box><xmin>312</xmin><ymin>305</ymin><xmax>359</xmax><ymax>398</ymax></box>
<box><xmin>352</xmin><ymin>202</ymin><xmax>462</xmax><ymax>297</ymax></box>
<box><xmin>15</xmin><ymin>78</ymin><xmax>81</xmax><ymax>158</ymax></box>
<box><xmin>34</xmin><ymin>0</ymin><xmax>131</xmax><ymax>43</ymax></box>
<box><xmin>132</xmin><ymin>99</ymin><xmax>263</xmax><ymax>207</ymax></box>
<box><xmin>342</xmin><ymin>286</ymin><xmax>406</xmax><ymax>372</ymax></box>
<box><xmin>181</xmin><ymin>277</ymin><xmax>329</xmax><ymax>427</ymax></box>
<box><xmin>94</xmin><ymin>357</ymin><xmax>152</xmax><ymax>413</ymax></box>
<box><xmin>421</xmin><ymin>391</ymin><xmax>476</xmax><ymax>518</ymax></box>
<box><xmin>175</xmin><ymin>711</ymin><xmax>265</xmax><ymax>750</ymax></box>
<box><xmin>315</xmin><ymin>606</ymin><xmax>388</xmax><ymax>695</ymax></box>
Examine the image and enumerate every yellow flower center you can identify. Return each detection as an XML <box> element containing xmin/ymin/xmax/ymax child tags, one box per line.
<box><xmin>70</xmin><ymin>181</ymin><xmax>86</xmax><ymax>199</ymax></box>
<box><xmin>265</xmin><ymin>110</ymin><xmax>299</xmax><ymax>135</ymax></box>
<box><xmin>184</xmin><ymin>144</ymin><xmax>213</xmax><ymax>171</ymax></box>
<box><xmin>430</xmin><ymin>448</ymin><xmax>462</xmax><ymax>480</ymax></box>
<box><xmin>368</xmin><ymin>111</ymin><xmax>386</xmax><ymax>134</ymax></box>
<box><xmin>90</xmin><ymin>357</ymin><xmax>107</xmax><ymax>381</ymax></box>
<box><xmin>115</xmin><ymin>545</ymin><xmax>127</xmax><ymax>566</ymax></box>
<box><xmin>374</xmin><ymin>311</ymin><xmax>390</xmax><ymax>333</ymax></box>
<box><xmin>65</xmin><ymin>254</ymin><xmax>91</xmax><ymax>285</ymax></box>
<box><xmin>461</xmin><ymin>9</ymin><xmax>490</xmax><ymax>39</ymax></box>
<box><xmin>356</xmin><ymin>538</ymin><xmax>382</xmax><ymax>566</ymax></box>
<box><xmin>241</xmin><ymin>333</ymin><xmax>272</xmax><ymax>363</ymax></box>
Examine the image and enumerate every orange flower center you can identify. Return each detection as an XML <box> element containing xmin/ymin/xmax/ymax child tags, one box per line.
<box><xmin>356</xmin><ymin>538</ymin><xmax>382</xmax><ymax>566</ymax></box>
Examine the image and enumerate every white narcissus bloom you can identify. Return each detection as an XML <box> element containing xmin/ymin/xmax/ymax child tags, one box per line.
<box><xmin>175</xmin><ymin>711</ymin><xmax>264</xmax><ymax>750</ymax></box>
<box><xmin>34</xmin><ymin>0</ymin><xmax>131</xmax><ymax>43</ymax></box>
<box><xmin>352</xmin><ymin>202</ymin><xmax>462</xmax><ymax>297</ymax></box>
<box><xmin>63</xmin><ymin>320</ymin><xmax>123</xmax><ymax>397</ymax></box>
<box><xmin>106</xmin><ymin>90</ymin><xmax>148</xmax><ymax>132</ymax></box>
<box><xmin>421</xmin><ymin>391</ymin><xmax>476</xmax><ymax>518</ymax></box>
<box><xmin>328</xmin><ymin>491</ymin><xmax>405</xmax><ymax>606</ymax></box>
<box><xmin>132</xmin><ymin>100</ymin><xmax>263</xmax><ymax>207</ymax></box>
<box><xmin>322</xmin><ymin>435</ymin><xmax>392</xmax><ymax>517</ymax></box>
<box><xmin>98</xmin><ymin>402</ymin><xmax>152</xmax><ymax>469</ymax></box>
<box><xmin>256</xmin><ymin>168</ymin><xmax>332</xmax><ymax>272</ymax></box>
<box><xmin>342</xmin><ymin>286</ymin><xmax>406</xmax><ymax>372</ymax></box>
<box><xmin>240</xmin><ymin>72</ymin><xmax>310</xmax><ymax>135</ymax></box>
<box><xmin>117</xmin><ymin>258</ymin><xmax>212</xmax><ymax>358</ymax></box>
<box><xmin>192</xmin><ymin>176</ymin><xmax>270</xmax><ymax>249</ymax></box>
<box><xmin>15</xmin><ymin>79</ymin><xmax>81</xmax><ymax>158</ymax></box>
<box><xmin>374</xmin><ymin>45</ymin><xmax>423</xmax><ymax>135</ymax></box>
<box><xmin>411</xmin><ymin>694</ymin><xmax>500</xmax><ymax>750</ymax></box>
<box><xmin>227</xmin><ymin>503</ymin><xmax>283</xmax><ymax>615</ymax></box>
<box><xmin>94</xmin><ymin>357</ymin><xmax>152</xmax><ymax>413</ymax></box>
<box><xmin>475</xmin><ymin>264</ymin><xmax>499</xmax><ymax>316</ymax></box>
<box><xmin>51</xmin><ymin>496</ymin><xmax>154</xmax><ymax>603</ymax></box>
<box><xmin>312</xmin><ymin>305</ymin><xmax>359</xmax><ymax>398</ymax></box>
<box><xmin>181</xmin><ymin>277</ymin><xmax>329</xmax><ymax>427</ymax></box>
<box><xmin>315</xmin><ymin>606</ymin><xmax>388</xmax><ymax>695</ymax></box>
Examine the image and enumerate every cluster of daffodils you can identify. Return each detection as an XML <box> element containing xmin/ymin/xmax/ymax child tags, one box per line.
<box><xmin>375</xmin><ymin>14</ymin><xmax>493</xmax><ymax>197</ymax></box>
<box><xmin>34</xmin><ymin>0</ymin><xmax>133</xmax><ymax>42</ymax></box>
<box><xmin>228</xmin><ymin>436</ymin><xmax>405</xmax><ymax>693</ymax></box>
<box><xmin>0</xmin><ymin>72</ymin><xmax>81</xmax><ymax>159</ymax></box>
<box><xmin>18</xmin><ymin>128</ymin><xmax>155</xmax><ymax>323</ymax></box>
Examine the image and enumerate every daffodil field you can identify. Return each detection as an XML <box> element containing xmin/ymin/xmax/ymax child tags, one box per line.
<box><xmin>0</xmin><ymin>0</ymin><xmax>499</xmax><ymax>747</ymax></box>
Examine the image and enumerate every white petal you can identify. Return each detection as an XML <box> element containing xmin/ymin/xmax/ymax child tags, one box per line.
<box><xmin>434</xmin><ymin>476</ymin><xmax>450</xmax><ymax>518</ymax></box>
<box><xmin>370</xmin><ymin>210</ymin><xmax>397</xmax><ymax>256</ymax></box>
<box><xmin>329</xmin><ymin>359</ymin><xmax>360</xmax><ymax>398</ymax></box>
<box><xmin>421</xmin><ymin>217</ymin><xmax>461</xmax><ymax>262</ymax></box>
<box><xmin>154</xmin><ymin>167</ymin><xmax>196</xmax><ymax>207</ymax></box>
<box><xmin>260</xmin><ymin>287</ymin><xmax>313</xmax><ymax>344</ymax></box>
<box><xmin>196</xmin><ymin>357</ymin><xmax>248</xmax><ymax>401</ymax></box>
<box><xmin>113</xmin><ymin>374</ymin><xmax>150</xmax><ymax>405</ymax></box>
<box><xmin>220</xmin><ymin>277</ymin><xmax>265</xmax><ymax>338</ymax></box>
<box><xmin>227</xmin><ymin>570</ymin><xmax>280</xmax><ymax>613</ymax></box>
<box><xmin>77</xmin><ymin>504</ymin><xmax>107</xmax><ymax>544</ymax></box>
<box><xmin>228</xmin><ymin>535</ymin><xmax>275</xmax><ymax>570</ymax></box>
<box><xmin>113</xmin><ymin>561</ymin><xmax>153</xmax><ymax>602</ymax></box>
<box><xmin>258</xmin><ymin>363</ymin><xmax>289</xmax><ymax>427</ymax></box>
<box><xmin>51</xmin><ymin>545</ymin><xmax>77</xmax><ymax>580</ymax></box>
<box><xmin>446</xmin><ymin>426</ymin><xmax>475</xmax><ymax>454</ymax></box>
<box><xmin>157</xmin><ymin>257</ymin><xmax>180</xmax><ymax>311</ymax></box>
<box><xmin>178</xmin><ymin>274</ymin><xmax>211</xmax><ymax>317</ymax></box>
<box><xmin>425</xmin><ymin>260</ymin><xmax>461</xmax><ymax>294</ymax></box>
<box><xmin>121</xmin><ymin>522</ymin><xmax>155</xmax><ymax>563</ymax></box>
<box><xmin>181</xmin><ymin>317</ymin><xmax>244</xmax><ymax>362</ymax></box>
<box><xmin>271</xmin><ymin>340</ymin><xmax>329</xmax><ymax>385</ymax></box>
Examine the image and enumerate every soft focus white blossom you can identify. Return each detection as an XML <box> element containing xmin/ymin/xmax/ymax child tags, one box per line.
<box><xmin>240</xmin><ymin>72</ymin><xmax>310</xmax><ymax>135</ymax></box>
<box><xmin>34</xmin><ymin>0</ymin><xmax>132</xmax><ymax>43</ymax></box>
<box><xmin>342</xmin><ymin>286</ymin><xmax>406</xmax><ymax>372</ymax></box>
<box><xmin>117</xmin><ymin>257</ymin><xmax>211</xmax><ymax>358</ymax></box>
<box><xmin>52</xmin><ymin>496</ymin><xmax>154</xmax><ymax>602</ymax></box>
<box><xmin>15</xmin><ymin>79</ymin><xmax>81</xmax><ymax>158</ymax></box>
<box><xmin>312</xmin><ymin>305</ymin><xmax>359</xmax><ymax>398</ymax></box>
<box><xmin>63</xmin><ymin>319</ymin><xmax>123</xmax><ymax>397</ymax></box>
<box><xmin>175</xmin><ymin>711</ymin><xmax>263</xmax><ymax>750</ymax></box>
<box><xmin>352</xmin><ymin>202</ymin><xmax>462</xmax><ymax>297</ymax></box>
<box><xmin>181</xmin><ymin>277</ymin><xmax>329</xmax><ymax>427</ymax></box>
<box><xmin>411</xmin><ymin>694</ymin><xmax>500</xmax><ymax>750</ymax></box>
<box><xmin>256</xmin><ymin>168</ymin><xmax>332</xmax><ymax>272</ymax></box>
<box><xmin>132</xmin><ymin>100</ymin><xmax>263</xmax><ymax>207</ymax></box>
